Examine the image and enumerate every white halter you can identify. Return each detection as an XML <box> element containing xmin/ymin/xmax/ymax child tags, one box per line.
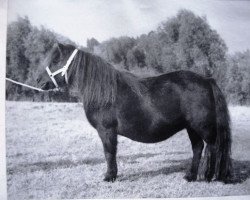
<box><xmin>46</xmin><ymin>49</ymin><xmax>78</xmax><ymax>88</ymax></box>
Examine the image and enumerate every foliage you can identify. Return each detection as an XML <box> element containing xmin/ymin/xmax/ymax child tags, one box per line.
<box><xmin>94</xmin><ymin>10</ymin><xmax>228</xmax><ymax>79</ymax></box>
<box><xmin>225</xmin><ymin>50</ymin><xmax>250</xmax><ymax>105</ymax></box>
<box><xmin>6</xmin><ymin>16</ymin><xmax>31</xmax><ymax>82</ymax></box>
<box><xmin>94</xmin><ymin>36</ymin><xmax>136</xmax><ymax>70</ymax></box>
<box><xmin>6</xmin><ymin>16</ymin><xmax>32</xmax><ymax>98</ymax></box>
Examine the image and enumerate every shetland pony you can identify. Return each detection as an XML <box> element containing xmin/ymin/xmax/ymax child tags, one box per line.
<box><xmin>37</xmin><ymin>43</ymin><xmax>232</xmax><ymax>183</ymax></box>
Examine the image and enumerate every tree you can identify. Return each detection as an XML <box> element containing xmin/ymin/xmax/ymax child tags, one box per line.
<box><xmin>127</xmin><ymin>46</ymin><xmax>146</xmax><ymax>69</ymax></box>
<box><xmin>6</xmin><ymin>16</ymin><xmax>32</xmax><ymax>82</ymax></box>
<box><xmin>138</xmin><ymin>31</ymin><xmax>164</xmax><ymax>72</ymax></box>
<box><xmin>94</xmin><ymin>36</ymin><xmax>135</xmax><ymax>70</ymax></box>
<box><xmin>226</xmin><ymin>50</ymin><xmax>250</xmax><ymax>105</ymax></box>
<box><xmin>158</xmin><ymin>9</ymin><xmax>227</xmax><ymax>81</ymax></box>
<box><xmin>24</xmin><ymin>26</ymin><xmax>56</xmax><ymax>85</ymax></box>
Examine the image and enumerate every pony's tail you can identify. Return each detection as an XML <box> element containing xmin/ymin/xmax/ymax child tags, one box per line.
<box><xmin>210</xmin><ymin>79</ymin><xmax>232</xmax><ymax>183</ymax></box>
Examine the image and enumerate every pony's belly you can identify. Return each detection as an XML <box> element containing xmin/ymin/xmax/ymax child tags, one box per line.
<box><xmin>118</xmin><ymin>121</ymin><xmax>184</xmax><ymax>143</ymax></box>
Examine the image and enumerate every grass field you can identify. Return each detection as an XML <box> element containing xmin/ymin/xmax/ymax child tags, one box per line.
<box><xmin>5</xmin><ymin>101</ymin><xmax>250</xmax><ymax>199</ymax></box>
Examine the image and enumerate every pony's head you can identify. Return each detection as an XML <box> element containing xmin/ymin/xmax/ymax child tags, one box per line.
<box><xmin>36</xmin><ymin>42</ymin><xmax>141</xmax><ymax>108</ymax></box>
<box><xmin>36</xmin><ymin>43</ymin><xmax>76</xmax><ymax>90</ymax></box>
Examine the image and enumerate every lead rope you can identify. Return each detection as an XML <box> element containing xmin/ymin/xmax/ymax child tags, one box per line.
<box><xmin>6</xmin><ymin>78</ymin><xmax>45</xmax><ymax>92</ymax></box>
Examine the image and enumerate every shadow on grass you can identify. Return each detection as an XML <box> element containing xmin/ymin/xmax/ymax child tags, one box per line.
<box><xmin>119</xmin><ymin>158</ymin><xmax>250</xmax><ymax>184</ymax></box>
<box><xmin>7</xmin><ymin>152</ymin><xmax>159</xmax><ymax>175</ymax></box>
<box><xmin>118</xmin><ymin>159</ymin><xmax>190</xmax><ymax>181</ymax></box>
<box><xmin>7</xmin><ymin>152</ymin><xmax>250</xmax><ymax>184</ymax></box>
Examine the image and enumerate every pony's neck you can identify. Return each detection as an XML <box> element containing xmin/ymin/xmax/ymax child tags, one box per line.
<box><xmin>65</xmin><ymin>49</ymin><xmax>145</xmax><ymax>108</ymax></box>
<box><xmin>66</xmin><ymin>50</ymin><xmax>120</xmax><ymax>109</ymax></box>
<box><xmin>66</xmin><ymin>50</ymin><xmax>85</xmax><ymax>97</ymax></box>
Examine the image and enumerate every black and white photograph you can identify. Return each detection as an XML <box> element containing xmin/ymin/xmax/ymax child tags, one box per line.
<box><xmin>1</xmin><ymin>0</ymin><xmax>250</xmax><ymax>199</ymax></box>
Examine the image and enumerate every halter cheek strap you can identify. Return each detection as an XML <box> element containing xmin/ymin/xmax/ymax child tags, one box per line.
<box><xmin>46</xmin><ymin>49</ymin><xmax>78</xmax><ymax>88</ymax></box>
<box><xmin>46</xmin><ymin>66</ymin><xmax>61</xmax><ymax>88</ymax></box>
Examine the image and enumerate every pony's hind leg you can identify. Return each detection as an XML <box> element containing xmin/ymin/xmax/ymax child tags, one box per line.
<box><xmin>185</xmin><ymin>127</ymin><xmax>204</xmax><ymax>182</ymax></box>
<box><xmin>204</xmin><ymin>143</ymin><xmax>217</xmax><ymax>182</ymax></box>
<box><xmin>98</xmin><ymin>130</ymin><xmax>118</xmax><ymax>182</ymax></box>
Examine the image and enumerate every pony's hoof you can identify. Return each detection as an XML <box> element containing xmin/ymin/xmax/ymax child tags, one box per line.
<box><xmin>103</xmin><ymin>175</ymin><xmax>116</xmax><ymax>182</ymax></box>
<box><xmin>215</xmin><ymin>176</ymin><xmax>234</xmax><ymax>184</ymax></box>
<box><xmin>204</xmin><ymin>174</ymin><xmax>213</xmax><ymax>182</ymax></box>
<box><xmin>204</xmin><ymin>177</ymin><xmax>212</xmax><ymax>182</ymax></box>
<box><xmin>184</xmin><ymin>174</ymin><xmax>197</xmax><ymax>182</ymax></box>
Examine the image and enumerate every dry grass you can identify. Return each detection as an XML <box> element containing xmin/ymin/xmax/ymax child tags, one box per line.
<box><xmin>5</xmin><ymin>101</ymin><xmax>250</xmax><ymax>199</ymax></box>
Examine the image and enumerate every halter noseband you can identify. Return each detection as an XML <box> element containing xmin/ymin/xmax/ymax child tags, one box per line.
<box><xmin>46</xmin><ymin>49</ymin><xmax>78</xmax><ymax>88</ymax></box>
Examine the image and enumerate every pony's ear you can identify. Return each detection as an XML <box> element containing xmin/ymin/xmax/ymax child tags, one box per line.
<box><xmin>53</xmin><ymin>42</ymin><xmax>63</xmax><ymax>57</ymax></box>
<box><xmin>57</xmin><ymin>43</ymin><xmax>64</xmax><ymax>49</ymax></box>
<box><xmin>53</xmin><ymin>42</ymin><xmax>64</xmax><ymax>49</ymax></box>
<box><xmin>53</xmin><ymin>42</ymin><xmax>59</xmax><ymax>48</ymax></box>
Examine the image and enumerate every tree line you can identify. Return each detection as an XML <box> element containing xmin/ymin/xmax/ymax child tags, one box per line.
<box><xmin>6</xmin><ymin>10</ymin><xmax>250</xmax><ymax>105</ymax></box>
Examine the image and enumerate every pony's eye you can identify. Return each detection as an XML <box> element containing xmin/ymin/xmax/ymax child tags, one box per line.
<box><xmin>52</xmin><ymin>59</ymin><xmax>59</xmax><ymax>64</ymax></box>
<box><xmin>53</xmin><ymin>54</ymin><xmax>60</xmax><ymax>64</ymax></box>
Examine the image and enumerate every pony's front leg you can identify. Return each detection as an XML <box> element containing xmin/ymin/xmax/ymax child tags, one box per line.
<box><xmin>98</xmin><ymin>130</ymin><xmax>118</xmax><ymax>182</ymax></box>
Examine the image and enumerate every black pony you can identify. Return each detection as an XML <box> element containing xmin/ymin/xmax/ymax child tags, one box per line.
<box><xmin>37</xmin><ymin>43</ymin><xmax>232</xmax><ymax>183</ymax></box>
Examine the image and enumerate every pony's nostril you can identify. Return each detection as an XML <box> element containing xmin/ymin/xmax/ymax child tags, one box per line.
<box><xmin>37</xmin><ymin>78</ymin><xmax>41</xmax><ymax>83</ymax></box>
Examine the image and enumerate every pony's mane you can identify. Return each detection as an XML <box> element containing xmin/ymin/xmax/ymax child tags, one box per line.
<box><xmin>68</xmin><ymin>49</ymin><xmax>144</xmax><ymax>108</ymax></box>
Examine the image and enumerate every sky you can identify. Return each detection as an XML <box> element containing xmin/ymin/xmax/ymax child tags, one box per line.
<box><xmin>7</xmin><ymin>0</ymin><xmax>250</xmax><ymax>53</ymax></box>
